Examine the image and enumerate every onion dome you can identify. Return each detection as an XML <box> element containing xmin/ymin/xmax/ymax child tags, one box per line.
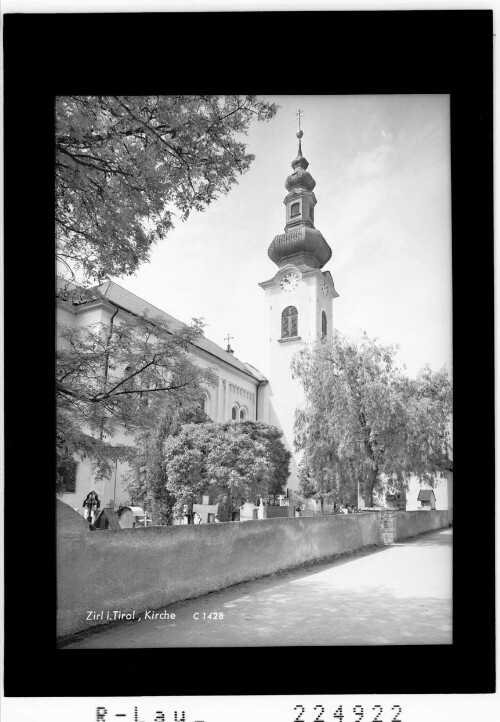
<box><xmin>267</xmin><ymin>129</ymin><xmax>332</xmax><ymax>271</ymax></box>
<box><xmin>285</xmin><ymin>167</ymin><xmax>316</xmax><ymax>193</ymax></box>
<box><xmin>268</xmin><ymin>227</ymin><xmax>332</xmax><ymax>269</ymax></box>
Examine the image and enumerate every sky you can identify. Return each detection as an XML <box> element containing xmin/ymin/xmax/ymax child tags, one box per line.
<box><xmin>112</xmin><ymin>95</ymin><xmax>452</xmax><ymax>380</ymax></box>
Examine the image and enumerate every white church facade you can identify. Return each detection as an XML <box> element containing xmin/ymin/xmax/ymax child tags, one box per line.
<box><xmin>57</xmin><ymin>278</ymin><xmax>271</xmax><ymax>512</ymax></box>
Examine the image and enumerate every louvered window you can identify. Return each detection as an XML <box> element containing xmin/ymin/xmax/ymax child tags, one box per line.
<box><xmin>281</xmin><ymin>306</ymin><xmax>298</xmax><ymax>338</ymax></box>
<box><xmin>290</xmin><ymin>202</ymin><xmax>300</xmax><ymax>217</ymax></box>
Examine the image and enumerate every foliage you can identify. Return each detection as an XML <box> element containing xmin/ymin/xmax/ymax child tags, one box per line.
<box><xmin>163</xmin><ymin>421</ymin><xmax>290</xmax><ymax>521</ymax></box>
<box><xmin>238</xmin><ymin>421</ymin><xmax>291</xmax><ymax>502</ymax></box>
<box><xmin>56</xmin><ymin>95</ymin><xmax>278</xmax><ymax>283</ymax></box>
<box><xmin>123</xmin><ymin>399</ymin><xmax>208</xmax><ymax>525</ymax></box>
<box><xmin>294</xmin><ymin>460</ymin><xmax>357</xmax><ymax>512</ymax></box>
<box><xmin>292</xmin><ymin>331</ymin><xmax>452</xmax><ymax>506</ymax></box>
<box><xmin>57</xmin><ymin>302</ymin><xmax>214</xmax><ymax>483</ymax></box>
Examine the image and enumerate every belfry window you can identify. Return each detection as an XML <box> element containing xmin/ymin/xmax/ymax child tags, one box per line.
<box><xmin>281</xmin><ymin>306</ymin><xmax>298</xmax><ymax>338</ymax></box>
<box><xmin>290</xmin><ymin>202</ymin><xmax>300</xmax><ymax>217</ymax></box>
<box><xmin>322</xmin><ymin>311</ymin><xmax>327</xmax><ymax>339</ymax></box>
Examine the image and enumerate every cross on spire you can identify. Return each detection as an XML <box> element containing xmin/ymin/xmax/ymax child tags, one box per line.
<box><xmin>296</xmin><ymin>108</ymin><xmax>303</xmax><ymax>131</ymax></box>
<box><xmin>225</xmin><ymin>333</ymin><xmax>234</xmax><ymax>354</ymax></box>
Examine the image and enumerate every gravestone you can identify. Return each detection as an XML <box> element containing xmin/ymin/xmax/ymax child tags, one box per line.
<box><xmin>93</xmin><ymin>508</ymin><xmax>121</xmax><ymax>530</ymax></box>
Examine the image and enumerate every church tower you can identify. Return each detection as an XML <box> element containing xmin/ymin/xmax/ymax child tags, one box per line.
<box><xmin>259</xmin><ymin>128</ymin><xmax>339</xmax><ymax>493</ymax></box>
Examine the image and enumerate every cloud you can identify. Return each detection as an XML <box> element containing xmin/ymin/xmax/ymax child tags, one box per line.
<box><xmin>347</xmin><ymin>143</ymin><xmax>392</xmax><ymax>181</ymax></box>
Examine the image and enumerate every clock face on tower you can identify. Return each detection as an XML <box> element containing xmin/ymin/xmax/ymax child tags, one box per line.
<box><xmin>280</xmin><ymin>272</ymin><xmax>300</xmax><ymax>292</ymax></box>
<box><xmin>321</xmin><ymin>278</ymin><xmax>329</xmax><ymax>297</ymax></box>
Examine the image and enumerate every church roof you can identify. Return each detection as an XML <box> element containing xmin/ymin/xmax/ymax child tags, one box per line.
<box><xmin>268</xmin><ymin>226</ymin><xmax>332</xmax><ymax>269</ymax></box>
<box><xmin>242</xmin><ymin>361</ymin><xmax>268</xmax><ymax>382</ymax></box>
<box><xmin>81</xmin><ymin>280</ymin><xmax>267</xmax><ymax>384</ymax></box>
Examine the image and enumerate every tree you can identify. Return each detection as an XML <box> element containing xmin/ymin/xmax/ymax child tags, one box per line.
<box><xmin>163</xmin><ymin>421</ymin><xmax>290</xmax><ymax>522</ymax></box>
<box><xmin>294</xmin><ymin>460</ymin><xmax>355</xmax><ymax>514</ymax></box>
<box><xmin>57</xmin><ymin>298</ymin><xmax>214</xmax><ymax>486</ymax></box>
<box><xmin>124</xmin><ymin>398</ymin><xmax>208</xmax><ymax>525</ymax></box>
<box><xmin>241</xmin><ymin>421</ymin><xmax>291</xmax><ymax>502</ymax></box>
<box><xmin>292</xmin><ymin>331</ymin><xmax>452</xmax><ymax>507</ymax></box>
<box><xmin>56</xmin><ymin>95</ymin><xmax>278</xmax><ymax>283</ymax></box>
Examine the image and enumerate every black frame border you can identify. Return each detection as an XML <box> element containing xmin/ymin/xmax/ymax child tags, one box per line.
<box><xmin>3</xmin><ymin>10</ymin><xmax>494</xmax><ymax>697</ymax></box>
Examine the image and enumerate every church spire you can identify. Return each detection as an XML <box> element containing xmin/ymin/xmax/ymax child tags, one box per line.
<box><xmin>291</xmin><ymin>128</ymin><xmax>309</xmax><ymax>171</ymax></box>
<box><xmin>286</xmin><ymin>129</ymin><xmax>315</xmax><ymax>193</ymax></box>
<box><xmin>267</xmin><ymin>125</ymin><xmax>332</xmax><ymax>271</ymax></box>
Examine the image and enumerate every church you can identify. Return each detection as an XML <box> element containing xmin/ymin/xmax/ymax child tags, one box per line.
<box><xmin>56</xmin><ymin>128</ymin><xmax>451</xmax><ymax>518</ymax></box>
<box><xmin>57</xmin><ymin>128</ymin><xmax>338</xmax><ymax>516</ymax></box>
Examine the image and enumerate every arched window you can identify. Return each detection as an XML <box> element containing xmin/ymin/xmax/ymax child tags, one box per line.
<box><xmin>240</xmin><ymin>408</ymin><xmax>247</xmax><ymax>421</ymax></box>
<box><xmin>231</xmin><ymin>405</ymin><xmax>238</xmax><ymax>421</ymax></box>
<box><xmin>281</xmin><ymin>306</ymin><xmax>298</xmax><ymax>338</ymax></box>
<box><xmin>290</xmin><ymin>202</ymin><xmax>300</xmax><ymax>217</ymax></box>
<box><xmin>201</xmin><ymin>392</ymin><xmax>210</xmax><ymax>416</ymax></box>
<box><xmin>322</xmin><ymin>311</ymin><xmax>327</xmax><ymax>339</ymax></box>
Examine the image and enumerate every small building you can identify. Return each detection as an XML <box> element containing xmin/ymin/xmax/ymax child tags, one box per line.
<box><xmin>117</xmin><ymin>506</ymin><xmax>148</xmax><ymax>528</ymax></box>
<box><xmin>192</xmin><ymin>495</ymin><xmax>219</xmax><ymax>524</ymax></box>
<box><xmin>405</xmin><ymin>473</ymin><xmax>451</xmax><ymax>510</ymax></box>
<box><xmin>417</xmin><ymin>489</ymin><xmax>436</xmax><ymax>510</ymax></box>
<box><xmin>240</xmin><ymin>501</ymin><xmax>259</xmax><ymax>521</ymax></box>
<box><xmin>260</xmin><ymin>504</ymin><xmax>295</xmax><ymax>519</ymax></box>
<box><xmin>385</xmin><ymin>492</ymin><xmax>406</xmax><ymax>510</ymax></box>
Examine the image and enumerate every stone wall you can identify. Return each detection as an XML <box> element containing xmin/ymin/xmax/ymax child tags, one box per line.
<box><xmin>57</xmin><ymin>501</ymin><xmax>452</xmax><ymax>639</ymax></box>
<box><xmin>379</xmin><ymin>509</ymin><xmax>452</xmax><ymax>545</ymax></box>
<box><xmin>394</xmin><ymin>509</ymin><xmax>452</xmax><ymax>541</ymax></box>
<box><xmin>260</xmin><ymin>504</ymin><xmax>296</xmax><ymax>519</ymax></box>
<box><xmin>379</xmin><ymin>510</ymin><xmax>397</xmax><ymax>545</ymax></box>
<box><xmin>57</xmin><ymin>500</ymin><xmax>380</xmax><ymax>639</ymax></box>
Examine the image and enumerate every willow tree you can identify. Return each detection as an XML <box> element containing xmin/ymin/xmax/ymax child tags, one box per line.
<box><xmin>292</xmin><ymin>331</ymin><xmax>452</xmax><ymax>507</ymax></box>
